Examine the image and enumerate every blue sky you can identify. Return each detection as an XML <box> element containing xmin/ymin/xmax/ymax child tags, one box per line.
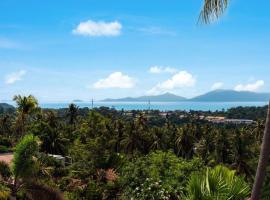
<box><xmin>0</xmin><ymin>0</ymin><xmax>270</xmax><ymax>102</ymax></box>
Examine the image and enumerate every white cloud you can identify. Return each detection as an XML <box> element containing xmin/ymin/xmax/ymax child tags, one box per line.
<box><xmin>5</xmin><ymin>70</ymin><xmax>26</xmax><ymax>84</ymax></box>
<box><xmin>72</xmin><ymin>20</ymin><xmax>122</xmax><ymax>37</ymax></box>
<box><xmin>147</xmin><ymin>71</ymin><xmax>196</xmax><ymax>95</ymax></box>
<box><xmin>149</xmin><ymin>66</ymin><xmax>178</xmax><ymax>74</ymax></box>
<box><xmin>93</xmin><ymin>72</ymin><xmax>135</xmax><ymax>89</ymax></box>
<box><xmin>234</xmin><ymin>80</ymin><xmax>264</xmax><ymax>92</ymax></box>
<box><xmin>211</xmin><ymin>82</ymin><xmax>224</xmax><ymax>90</ymax></box>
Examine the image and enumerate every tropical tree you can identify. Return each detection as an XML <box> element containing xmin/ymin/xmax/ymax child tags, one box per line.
<box><xmin>12</xmin><ymin>134</ymin><xmax>40</xmax><ymax>196</ymax></box>
<box><xmin>199</xmin><ymin>0</ymin><xmax>229</xmax><ymax>24</ymax></box>
<box><xmin>11</xmin><ymin>134</ymin><xmax>65</xmax><ymax>199</ymax></box>
<box><xmin>67</xmin><ymin>103</ymin><xmax>79</xmax><ymax>127</ymax></box>
<box><xmin>199</xmin><ymin>1</ymin><xmax>270</xmax><ymax>199</ymax></box>
<box><xmin>121</xmin><ymin>121</ymin><xmax>144</xmax><ymax>154</ymax></box>
<box><xmin>13</xmin><ymin>95</ymin><xmax>39</xmax><ymax>136</ymax></box>
<box><xmin>120</xmin><ymin>151</ymin><xmax>203</xmax><ymax>200</ymax></box>
<box><xmin>175</xmin><ymin>125</ymin><xmax>196</xmax><ymax>159</ymax></box>
<box><xmin>185</xmin><ymin>165</ymin><xmax>250</xmax><ymax>200</ymax></box>
<box><xmin>0</xmin><ymin>115</ymin><xmax>13</xmax><ymax>138</ymax></box>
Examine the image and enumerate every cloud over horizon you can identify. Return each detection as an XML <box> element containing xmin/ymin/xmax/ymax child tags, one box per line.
<box><xmin>234</xmin><ymin>80</ymin><xmax>264</xmax><ymax>92</ymax></box>
<box><xmin>93</xmin><ymin>72</ymin><xmax>135</xmax><ymax>89</ymax></box>
<box><xmin>211</xmin><ymin>82</ymin><xmax>224</xmax><ymax>90</ymax></box>
<box><xmin>147</xmin><ymin>71</ymin><xmax>196</xmax><ymax>95</ymax></box>
<box><xmin>73</xmin><ymin>20</ymin><xmax>122</xmax><ymax>37</ymax></box>
<box><xmin>5</xmin><ymin>70</ymin><xmax>26</xmax><ymax>84</ymax></box>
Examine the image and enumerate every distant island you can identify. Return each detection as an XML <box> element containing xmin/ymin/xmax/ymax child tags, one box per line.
<box><xmin>101</xmin><ymin>90</ymin><xmax>270</xmax><ymax>102</ymax></box>
<box><xmin>72</xmin><ymin>99</ymin><xmax>84</xmax><ymax>103</ymax></box>
<box><xmin>102</xmin><ymin>92</ymin><xmax>186</xmax><ymax>102</ymax></box>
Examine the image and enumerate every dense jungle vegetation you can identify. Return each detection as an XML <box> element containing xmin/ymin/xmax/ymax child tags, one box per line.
<box><xmin>0</xmin><ymin>95</ymin><xmax>269</xmax><ymax>199</ymax></box>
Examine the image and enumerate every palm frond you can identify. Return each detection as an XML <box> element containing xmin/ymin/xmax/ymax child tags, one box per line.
<box><xmin>25</xmin><ymin>182</ymin><xmax>65</xmax><ymax>200</ymax></box>
<box><xmin>199</xmin><ymin>0</ymin><xmax>229</xmax><ymax>24</ymax></box>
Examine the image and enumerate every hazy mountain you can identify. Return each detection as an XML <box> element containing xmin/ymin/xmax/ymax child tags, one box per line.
<box><xmin>102</xmin><ymin>92</ymin><xmax>187</xmax><ymax>102</ymax></box>
<box><xmin>0</xmin><ymin>103</ymin><xmax>15</xmax><ymax>113</ymax></box>
<box><xmin>72</xmin><ymin>99</ymin><xmax>84</xmax><ymax>103</ymax></box>
<box><xmin>190</xmin><ymin>90</ymin><xmax>270</xmax><ymax>102</ymax></box>
<box><xmin>102</xmin><ymin>90</ymin><xmax>270</xmax><ymax>102</ymax></box>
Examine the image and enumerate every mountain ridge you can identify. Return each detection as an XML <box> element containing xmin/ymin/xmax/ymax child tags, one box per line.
<box><xmin>102</xmin><ymin>92</ymin><xmax>187</xmax><ymax>102</ymax></box>
<box><xmin>101</xmin><ymin>90</ymin><xmax>270</xmax><ymax>102</ymax></box>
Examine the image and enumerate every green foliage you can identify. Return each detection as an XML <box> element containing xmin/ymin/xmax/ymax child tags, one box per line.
<box><xmin>127</xmin><ymin>178</ymin><xmax>172</xmax><ymax>200</ymax></box>
<box><xmin>0</xmin><ymin>161</ymin><xmax>11</xmax><ymax>180</ymax></box>
<box><xmin>1</xmin><ymin>94</ymin><xmax>267</xmax><ymax>198</ymax></box>
<box><xmin>12</xmin><ymin>134</ymin><xmax>39</xmax><ymax>179</ymax></box>
<box><xmin>0</xmin><ymin>146</ymin><xmax>9</xmax><ymax>153</ymax></box>
<box><xmin>120</xmin><ymin>151</ymin><xmax>204</xmax><ymax>199</ymax></box>
<box><xmin>84</xmin><ymin>181</ymin><xmax>103</xmax><ymax>200</ymax></box>
<box><xmin>0</xmin><ymin>136</ymin><xmax>12</xmax><ymax>148</ymax></box>
<box><xmin>13</xmin><ymin>95</ymin><xmax>39</xmax><ymax>115</ymax></box>
<box><xmin>0</xmin><ymin>184</ymin><xmax>10</xmax><ymax>200</ymax></box>
<box><xmin>185</xmin><ymin>165</ymin><xmax>250</xmax><ymax>200</ymax></box>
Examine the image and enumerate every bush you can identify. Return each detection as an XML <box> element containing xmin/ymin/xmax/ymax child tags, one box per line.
<box><xmin>119</xmin><ymin>151</ymin><xmax>204</xmax><ymax>199</ymax></box>
<box><xmin>12</xmin><ymin>134</ymin><xmax>39</xmax><ymax>179</ymax></box>
<box><xmin>129</xmin><ymin>178</ymin><xmax>172</xmax><ymax>200</ymax></box>
<box><xmin>0</xmin><ymin>184</ymin><xmax>10</xmax><ymax>200</ymax></box>
<box><xmin>0</xmin><ymin>161</ymin><xmax>11</xmax><ymax>180</ymax></box>
<box><xmin>85</xmin><ymin>181</ymin><xmax>103</xmax><ymax>200</ymax></box>
<box><xmin>0</xmin><ymin>137</ymin><xmax>12</xmax><ymax>148</ymax></box>
<box><xmin>0</xmin><ymin>146</ymin><xmax>9</xmax><ymax>153</ymax></box>
<box><xmin>185</xmin><ymin>165</ymin><xmax>250</xmax><ymax>200</ymax></box>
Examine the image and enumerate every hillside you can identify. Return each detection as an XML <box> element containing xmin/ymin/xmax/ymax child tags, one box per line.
<box><xmin>102</xmin><ymin>90</ymin><xmax>270</xmax><ymax>102</ymax></box>
<box><xmin>0</xmin><ymin>103</ymin><xmax>15</xmax><ymax>114</ymax></box>
<box><xmin>190</xmin><ymin>90</ymin><xmax>270</xmax><ymax>102</ymax></box>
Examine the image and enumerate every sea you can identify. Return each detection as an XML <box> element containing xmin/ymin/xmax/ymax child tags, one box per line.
<box><xmin>39</xmin><ymin>101</ymin><xmax>268</xmax><ymax>111</ymax></box>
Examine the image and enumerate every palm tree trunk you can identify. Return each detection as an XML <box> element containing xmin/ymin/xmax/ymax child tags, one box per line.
<box><xmin>251</xmin><ymin>101</ymin><xmax>270</xmax><ymax>200</ymax></box>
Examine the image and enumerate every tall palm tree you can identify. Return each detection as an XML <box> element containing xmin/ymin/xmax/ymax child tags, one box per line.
<box><xmin>175</xmin><ymin>125</ymin><xmax>196</xmax><ymax>159</ymax></box>
<box><xmin>13</xmin><ymin>95</ymin><xmax>39</xmax><ymax>136</ymax></box>
<box><xmin>67</xmin><ymin>103</ymin><xmax>79</xmax><ymax>126</ymax></box>
<box><xmin>200</xmin><ymin>1</ymin><xmax>270</xmax><ymax>199</ymax></box>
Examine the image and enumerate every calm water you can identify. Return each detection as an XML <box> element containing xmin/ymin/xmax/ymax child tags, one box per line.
<box><xmin>40</xmin><ymin>101</ymin><xmax>268</xmax><ymax>111</ymax></box>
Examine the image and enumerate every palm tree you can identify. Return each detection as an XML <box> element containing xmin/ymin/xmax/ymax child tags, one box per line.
<box><xmin>0</xmin><ymin>114</ymin><xmax>13</xmax><ymax>138</ymax></box>
<box><xmin>13</xmin><ymin>95</ymin><xmax>39</xmax><ymax>136</ymax></box>
<box><xmin>175</xmin><ymin>125</ymin><xmax>196</xmax><ymax>159</ymax></box>
<box><xmin>185</xmin><ymin>165</ymin><xmax>250</xmax><ymax>200</ymax></box>
<box><xmin>251</xmin><ymin>104</ymin><xmax>270</xmax><ymax>200</ymax></box>
<box><xmin>11</xmin><ymin>134</ymin><xmax>65</xmax><ymax>199</ymax></box>
<box><xmin>199</xmin><ymin>0</ymin><xmax>229</xmax><ymax>24</ymax></box>
<box><xmin>200</xmin><ymin>1</ymin><xmax>270</xmax><ymax>199</ymax></box>
<box><xmin>231</xmin><ymin>128</ymin><xmax>254</xmax><ymax>179</ymax></box>
<box><xmin>67</xmin><ymin>103</ymin><xmax>79</xmax><ymax>126</ymax></box>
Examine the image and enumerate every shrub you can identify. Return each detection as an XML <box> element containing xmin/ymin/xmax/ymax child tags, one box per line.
<box><xmin>119</xmin><ymin>151</ymin><xmax>204</xmax><ymax>199</ymax></box>
<box><xmin>185</xmin><ymin>165</ymin><xmax>250</xmax><ymax>200</ymax></box>
<box><xmin>12</xmin><ymin>134</ymin><xmax>39</xmax><ymax>179</ymax></box>
<box><xmin>0</xmin><ymin>184</ymin><xmax>10</xmax><ymax>200</ymax></box>
<box><xmin>0</xmin><ymin>161</ymin><xmax>11</xmax><ymax>180</ymax></box>
<box><xmin>0</xmin><ymin>137</ymin><xmax>12</xmax><ymax>148</ymax></box>
<box><xmin>0</xmin><ymin>146</ymin><xmax>9</xmax><ymax>153</ymax></box>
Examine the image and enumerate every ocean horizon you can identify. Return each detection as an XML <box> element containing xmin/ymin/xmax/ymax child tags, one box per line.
<box><xmin>38</xmin><ymin>101</ymin><xmax>268</xmax><ymax>111</ymax></box>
